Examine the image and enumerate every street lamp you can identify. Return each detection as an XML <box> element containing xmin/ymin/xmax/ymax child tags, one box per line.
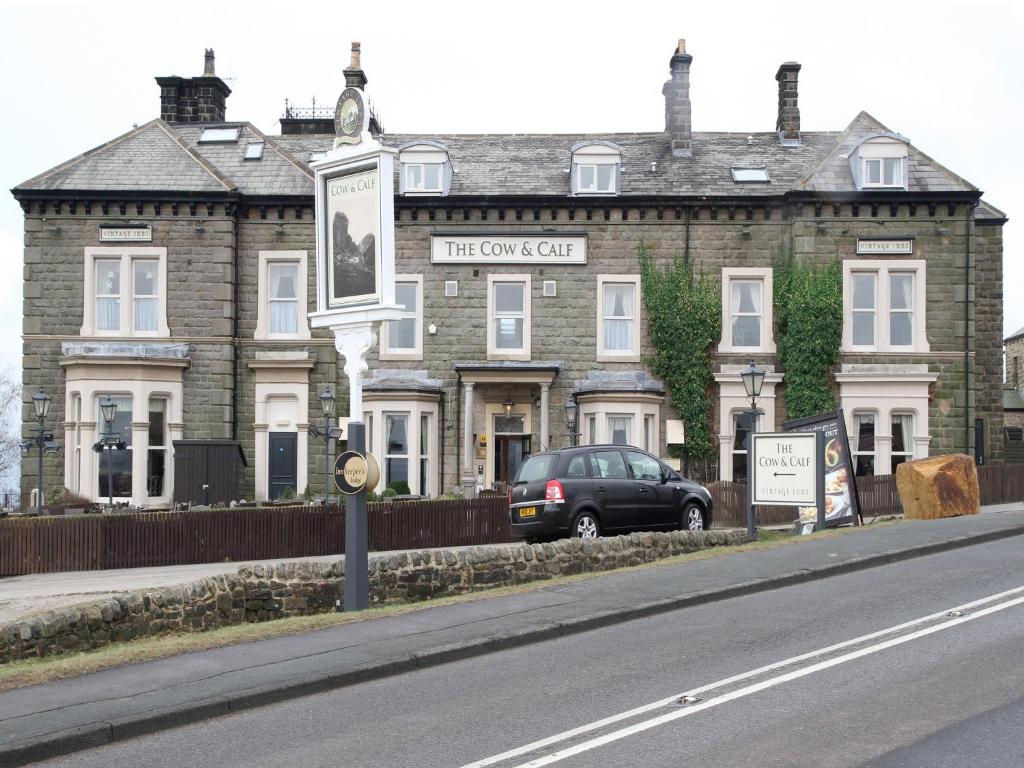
<box><xmin>309</xmin><ymin>386</ymin><xmax>342</xmax><ymax>505</ymax></box>
<box><xmin>564</xmin><ymin>397</ymin><xmax>579</xmax><ymax>447</ymax></box>
<box><xmin>98</xmin><ymin>394</ymin><xmax>119</xmax><ymax>508</ymax></box>
<box><xmin>740</xmin><ymin>361</ymin><xmax>765</xmax><ymax>540</ymax></box>
<box><xmin>23</xmin><ymin>388</ymin><xmax>59</xmax><ymax>514</ymax></box>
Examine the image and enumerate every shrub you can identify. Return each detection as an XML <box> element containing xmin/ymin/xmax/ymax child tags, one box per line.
<box><xmin>381</xmin><ymin>487</ymin><xmax>398</xmax><ymax>498</ymax></box>
<box><xmin>386</xmin><ymin>480</ymin><xmax>411</xmax><ymax>495</ymax></box>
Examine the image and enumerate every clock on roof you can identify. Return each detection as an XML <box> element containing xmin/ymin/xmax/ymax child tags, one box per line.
<box><xmin>334</xmin><ymin>87</ymin><xmax>365</xmax><ymax>146</ymax></box>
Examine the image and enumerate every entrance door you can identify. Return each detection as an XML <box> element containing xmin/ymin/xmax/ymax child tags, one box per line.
<box><xmin>268</xmin><ymin>432</ymin><xmax>298</xmax><ymax>500</ymax></box>
<box><xmin>494</xmin><ymin>435</ymin><xmax>531</xmax><ymax>489</ymax></box>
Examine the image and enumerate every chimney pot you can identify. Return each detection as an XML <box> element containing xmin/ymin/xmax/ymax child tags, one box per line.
<box><xmin>156</xmin><ymin>50</ymin><xmax>231</xmax><ymax>123</ymax></box>
<box><xmin>204</xmin><ymin>49</ymin><xmax>215</xmax><ymax>76</ymax></box>
<box><xmin>677</xmin><ymin>38</ymin><xmax>686</xmax><ymax>54</ymax></box>
<box><xmin>344</xmin><ymin>41</ymin><xmax>368</xmax><ymax>90</ymax></box>
<box><xmin>350</xmin><ymin>42</ymin><xmax>361</xmax><ymax>70</ymax></box>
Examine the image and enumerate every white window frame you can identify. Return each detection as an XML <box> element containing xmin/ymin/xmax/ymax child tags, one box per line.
<box><xmin>850</xmin><ymin>271</ymin><xmax>877</xmax><ymax>347</ymax></box>
<box><xmin>403</xmin><ymin>163</ymin><xmax>444</xmax><ymax>194</ymax></box>
<box><xmin>862</xmin><ymin>156</ymin><xmax>904</xmax><ymax>188</ymax></box>
<box><xmin>570</xmin><ymin>143</ymin><xmax>621</xmax><ymax>196</ymax></box>
<box><xmin>381</xmin><ymin>274</ymin><xmax>423</xmax><ymax>360</ymax></box>
<box><xmin>132</xmin><ymin>259</ymin><xmax>160</xmax><ymax>333</ymax></box>
<box><xmin>730</xmin><ymin>409</ymin><xmax>761</xmax><ymax>483</ymax></box>
<box><xmin>719</xmin><ymin>267</ymin><xmax>776</xmax><ymax>353</ymax></box>
<box><xmin>255</xmin><ymin>250</ymin><xmax>310</xmax><ymax>340</ymax></box>
<box><xmin>363</xmin><ymin>397</ymin><xmax>439</xmax><ymax>497</ymax></box>
<box><xmin>842</xmin><ymin>260</ymin><xmax>928</xmax><ymax>353</ymax></box>
<box><xmin>889</xmin><ymin>411</ymin><xmax>915</xmax><ymax>474</ymax></box>
<box><xmin>146</xmin><ymin>396</ymin><xmax>169</xmax><ymax>499</ymax></box>
<box><xmin>82</xmin><ymin>247</ymin><xmax>169</xmax><ymax>338</ymax></box>
<box><xmin>383</xmin><ymin>412</ymin><xmax>411</xmax><ymax>492</ymax></box>
<box><xmin>575</xmin><ymin>163</ymin><xmax>616</xmax><ymax>194</ymax></box>
<box><xmin>95</xmin><ymin>394</ymin><xmax>134</xmax><ymax>503</ymax></box>
<box><xmin>851</xmin><ymin>410</ymin><xmax>878</xmax><ymax>477</ymax></box>
<box><xmin>597</xmin><ymin>275</ymin><xmax>641</xmax><ymax>361</ymax></box>
<box><xmin>577</xmin><ymin>397</ymin><xmax>661</xmax><ymax>450</ymax></box>
<box><xmin>487</xmin><ymin>274</ymin><xmax>531</xmax><ymax>361</ymax></box>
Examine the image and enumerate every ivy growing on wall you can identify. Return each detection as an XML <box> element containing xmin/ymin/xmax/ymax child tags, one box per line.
<box><xmin>773</xmin><ymin>250</ymin><xmax>843</xmax><ymax>419</ymax></box>
<box><xmin>638</xmin><ymin>246</ymin><xmax>721</xmax><ymax>459</ymax></box>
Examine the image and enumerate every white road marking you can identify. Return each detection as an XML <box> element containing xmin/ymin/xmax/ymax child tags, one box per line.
<box><xmin>461</xmin><ymin>585</ymin><xmax>1024</xmax><ymax>768</ymax></box>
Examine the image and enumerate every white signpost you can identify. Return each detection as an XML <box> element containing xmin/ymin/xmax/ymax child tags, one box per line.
<box><xmin>751</xmin><ymin>432</ymin><xmax>819</xmax><ymax>506</ymax></box>
<box><xmin>308</xmin><ymin>44</ymin><xmax>402</xmax><ymax>612</ymax></box>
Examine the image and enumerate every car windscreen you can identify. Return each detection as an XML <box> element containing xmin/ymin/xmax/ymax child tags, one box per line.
<box><xmin>514</xmin><ymin>454</ymin><xmax>555</xmax><ymax>484</ymax></box>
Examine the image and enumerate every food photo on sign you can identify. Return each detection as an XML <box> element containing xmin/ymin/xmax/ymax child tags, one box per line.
<box><xmin>785</xmin><ymin>409</ymin><xmax>861</xmax><ymax>529</ymax></box>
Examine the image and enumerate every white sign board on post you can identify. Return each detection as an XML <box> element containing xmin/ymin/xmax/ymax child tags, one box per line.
<box><xmin>751</xmin><ymin>432</ymin><xmax>818</xmax><ymax>506</ymax></box>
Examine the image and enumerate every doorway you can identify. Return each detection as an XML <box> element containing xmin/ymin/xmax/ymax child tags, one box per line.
<box><xmin>268</xmin><ymin>432</ymin><xmax>298</xmax><ymax>500</ymax></box>
<box><xmin>494</xmin><ymin>434</ymin><xmax>531</xmax><ymax>489</ymax></box>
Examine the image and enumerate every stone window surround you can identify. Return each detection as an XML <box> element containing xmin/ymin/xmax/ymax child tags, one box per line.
<box><xmin>714</xmin><ymin>365</ymin><xmax>784</xmax><ymax>482</ymax></box>
<box><xmin>250</xmin><ymin>356</ymin><xmax>314</xmax><ymax>501</ymax></box>
<box><xmin>842</xmin><ymin>259</ymin><xmax>929</xmax><ymax>353</ymax></box>
<box><xmin>719</xmin><ymin>267</ymin><xmax>776</xmax><ymax>354</ymax></box>
<box><xmin>486</xmin><ymin>274</ymin><xmax>532</xmax><ymax>361</ymax></box>
<box><xmin>81</xmin><ymin>247</ymin><xmax>169</xmax><ymax>338</ymax></box>
<box><xmin>380</xmin><ymin>274</ymin><xmax>423</xmax><ymax>361</ymax></box>
<box><xmin>254</xmin><ymin>250</ymin><xmax>311</xmax><ymax>341</ymax></box>
<box><xmin>596</xmin><ymin>274</ymin><xmax>642</xmax><ymax>362</ymax></box>
<box><xmin>576</xmin><ymin>392</ymin><xmax>662</xmax><ymax>453</ymax></box>
<box><xmin>61</xmin><ymin>357</ymin><xmax>185</xmax><ymax>507</ymax></box>
<box><xmin>363</xmin><ymin>392</ymin><xmax>439</xmax><ymax>496</ymax></box>
<box><xmin>836</xmin><ymin>365</ymin><xmax>937</xmax><ymax>475</ymax></box>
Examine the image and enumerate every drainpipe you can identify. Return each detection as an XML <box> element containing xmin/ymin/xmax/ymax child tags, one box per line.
<box><xmin>231</xmin><ymin>198</ymin><xmax>241</xmax><ymax>441</ymax></box>
<box><xmin>438</xmin><ymin>390</ymin><xmax>446</xmax><ymax>495</ymax></box>
<box><xmin>454</xmin><ymin>374</ymin><xmax>462</xmax><ymax>494</ymax></box>
<box><xmin>684</xmin><ymin>205</ymin><xmax>691</xmax><ymax>263</ymax></box>
<box><xmin>964</xmin><ymin>202</ymin><xmax>975</xmax><ymax>455</ymax></box>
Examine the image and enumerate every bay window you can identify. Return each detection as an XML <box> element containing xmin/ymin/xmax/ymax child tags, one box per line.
<box><xmin>852</xmin><ymin>412</ymin><xmax>876</xmax><ymax>477</ymax></box>
<box><xmin>384</xmin><ymin>413</ymin><xmax>410</xmax><ymax>492</ymax></box>
<box><xmin>97</xmin><ymin>395</ymin><xmax>133</xmax><ymax>498</ymax></box>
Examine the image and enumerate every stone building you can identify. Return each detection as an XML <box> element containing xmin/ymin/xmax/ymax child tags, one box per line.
<box><xmin>12</xmin><ymin>42</ymin><xmax>1008</xmax><ymax>506</ymax></box>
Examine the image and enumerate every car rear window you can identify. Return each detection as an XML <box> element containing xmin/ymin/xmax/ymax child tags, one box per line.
<box><xmin>514</xmin><ymin>454</ymin><xmax>555</xmax><ymax>484</ymax></box>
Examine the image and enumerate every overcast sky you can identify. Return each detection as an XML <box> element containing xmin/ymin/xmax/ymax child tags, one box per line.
<box><xmin>1</xmin><ymin>0</ymin><xmax>1021</xmax><ymax>386</ymax></box>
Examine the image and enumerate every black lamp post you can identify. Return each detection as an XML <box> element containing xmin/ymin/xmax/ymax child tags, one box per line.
<box><xmin>740</xmin><ymin>361</ymin><xmax>766</xmax><ymax>540</ymax></box>
<box><xmin>99</xmin><ymin>394</ymin><xmax>119</xmax><ymax>508</ymax></box>
<box><xmin>22</xmin><ymin>388</ymin><xmax>59</xmax><ymax>514</ymax></box>
<box><xmin>309</xmin><ymin>387</ymin><xmax>341</xmax><ymax>504</ymax></box>
<box><xmin>564</xmin><ymin>397</ymin><xmax>579</xmax><ymax>447</ymax></box>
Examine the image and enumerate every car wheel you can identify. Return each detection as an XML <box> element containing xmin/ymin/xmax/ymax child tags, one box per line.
<box><xmin>572</xmin><ymin>511</ymin><xmax>600</xmax><ymax>539</ymax></box>
<box><xmin>683</xmin><ymin>502</ymin><xmax>706</xmax><ymax>531</ymax></box>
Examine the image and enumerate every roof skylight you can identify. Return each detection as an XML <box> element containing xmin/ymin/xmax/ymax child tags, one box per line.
<box><xmin>198</xmin><ymin>126</ymin><xmax>241</xmax><ymax>144</ymax></box>
<box><xmin>731</xmin><ymin>168</ymin><xmax>770</xmax><ymax>183</ymax></box>
<box><xmin>309</xmin><ymin>150</ymin><xmax>328</xmax><ymax>163</ymax></box>
<box><xmin>244</xmin><ymin>141</ymin><xmax>265</xmax><ymax>160</ymax></box>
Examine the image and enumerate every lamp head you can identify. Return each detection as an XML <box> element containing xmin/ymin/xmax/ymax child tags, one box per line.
<box><xmin>99</xmin><ymin>394</ymin><xmax>117</xmax><ymax>426</ymax></box>
<box><xmin>319</xmin><ymin>387</ymin><xmax>335</xmax><ymax>418</ymax></box>
<box><xmin>740</xmin><ymin>360</ymin><xmax>766</xmax><ymax>400</ymax></box>
<box><xmin>32</xmin><ymin>388</ymin><xmax>51</xmax><ymax>419</ymax></box>
<box><xmin>564</xmin><ymin>397</ymin><xmax>578</xmax><ymax>426</ymax></box>
<box><xmin>501</xmin><ymin>395</ymin><xmax>514</xmax><ymax>418</ymax></box>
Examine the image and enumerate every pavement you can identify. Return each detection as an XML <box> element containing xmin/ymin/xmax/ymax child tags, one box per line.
<box><xmin>1</xmin><ymin>506</ymin><xmax>1023</xmax><ymax>767</ymax></box>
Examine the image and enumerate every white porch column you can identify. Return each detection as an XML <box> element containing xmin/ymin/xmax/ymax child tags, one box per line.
<box><xmin>167</xmin><ymin>422</ymin><xmax>183</xmax><ymax>504</ymax></box>
<box><xmin>80</xmin><ymin>421</ymin><xmax>97</xmax><ymax>500</ymax></box>
<box><xmin>462</xmin><ymin>381</ymin><xmax>476</xmax><ymax>496</ymax></box>
<box><xmin>539</xmin><ymin>383</ymin><xmax>550</xmax><ymax>451</ymax></box>
<box><xmin>130</xmin><ymin>421</ymin><xmax>149</xmax><ymax>507</ymax></box>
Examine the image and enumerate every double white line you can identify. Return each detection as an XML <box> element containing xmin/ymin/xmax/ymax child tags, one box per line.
<box><xmin>462</xmin><ymin>585</ymin><xmax>1024</xmax><ymax>768</ymax></box>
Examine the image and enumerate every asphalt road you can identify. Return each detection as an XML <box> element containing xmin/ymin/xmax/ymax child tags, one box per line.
<box><xmin>33</xmin><ymin>536</ymin><xmax>1024</xmax><ymax>768</ymax></box>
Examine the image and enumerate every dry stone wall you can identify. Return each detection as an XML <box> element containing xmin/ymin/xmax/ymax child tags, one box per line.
<box><xmin>0</xmin><ymin>529</ymin><xmax>745</xmax><ymax>662</ymax></box>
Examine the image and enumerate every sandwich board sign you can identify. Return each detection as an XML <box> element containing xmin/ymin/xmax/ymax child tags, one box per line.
<box><xmin>784</xmin><ymin>409</ymin><xmax>862</xmax><ymax>532</ymax></box>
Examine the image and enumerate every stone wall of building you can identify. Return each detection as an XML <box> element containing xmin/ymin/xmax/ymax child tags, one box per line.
<box><xmin>0</xmin><ymin>529</ymin><xmax>745</xmax><ymax>662</ymax></box>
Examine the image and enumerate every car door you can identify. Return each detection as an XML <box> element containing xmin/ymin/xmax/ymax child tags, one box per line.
<box><xmin>625</xmin><ymin>449</ymin><xmax>675</xmax><ymax>526</ymax></box>
<box><xmin>588</xmin><ymin>449</ymin><xmax>635</xmax><ymax>531</ymax></box>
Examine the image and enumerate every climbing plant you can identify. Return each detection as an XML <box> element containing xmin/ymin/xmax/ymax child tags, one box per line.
<box><xmin>773</xmin><ymin>250</ymin><xmax>843</xmax><ymax>419</ymax></box>
<box><xmin>638</xmin><ymin>246</ymin><xmax>721</xmax><ymax>459</ymax></box>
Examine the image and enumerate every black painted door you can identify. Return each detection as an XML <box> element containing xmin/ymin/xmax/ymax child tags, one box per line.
<box><xmin>268</xmin><ymin>432</ymin><xmax>298</xmax><ymax>500</ymax></box>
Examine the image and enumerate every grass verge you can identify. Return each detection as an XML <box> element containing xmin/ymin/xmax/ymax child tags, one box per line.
<box><xmin>0</xmin><ymin>518</ymin><xmax>901</xmax><ymax>692</ymax></box>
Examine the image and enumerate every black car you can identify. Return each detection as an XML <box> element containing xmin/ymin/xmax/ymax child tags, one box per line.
<box><xmin>507</xmin><ymin>445</ymin><xmax>714</xmax><ymax>541</ymax></box>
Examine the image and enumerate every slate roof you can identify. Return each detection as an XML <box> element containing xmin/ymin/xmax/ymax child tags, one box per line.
<box><xmin>13</xmin><ymin>112</ymin><xmax>1003</xmax><ymax>214</ymax></box>
<box><xmin>17</xmin><ymin>120</ymin><xmax>233</xmax><ymax>193</ymax></box>
<box><xmin>1005</xmin><ymin>325</ymin><xmax>1024</xmax><ymax>344</ymax></box>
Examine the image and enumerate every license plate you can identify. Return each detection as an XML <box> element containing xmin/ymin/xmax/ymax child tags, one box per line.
<box><xmin>519</xmin><ymin>507</ymin><xmax>537</xmax><ymax>518</ymax></box>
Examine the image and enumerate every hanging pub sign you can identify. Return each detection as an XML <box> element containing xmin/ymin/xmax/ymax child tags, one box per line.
<box><xmin>323</xmin><ymin>161</ymin><xmax>384</xmax><ymax>307</ymax></box>
<box><xmin>334</xmin><ymin>450</ymin><xmax>380</xmax><ymax>495</ymax></box>
<box><xmin>783</xmin><ymin>409</ymin><xmax>861</xmax><ymax>530</ymax></box>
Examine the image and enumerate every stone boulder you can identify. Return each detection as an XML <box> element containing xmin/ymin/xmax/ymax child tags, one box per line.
<box><xmin>895</xmin><ymin>453</ymin><xmax>979</xmax><ymax>519</ymax></box>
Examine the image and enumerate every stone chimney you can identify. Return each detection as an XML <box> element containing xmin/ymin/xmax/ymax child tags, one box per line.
<box><xmin>662</xmin><ymin>39</ymin><xmax>693</xmax><ymax>157</ymax></box>
<box><xmin>344</xmin><ymin>42</ymin><xmax>368</xmax><ymax>90</ymax></box>
<box><xmin>775</xmin><ymin>62</ymin><xmax>801</xmax><ymax>143</ymax></box>
<box><xmin>156</xmin><ymin>49</ymin><xmax>232</xmax><ymax>123</ymax></box>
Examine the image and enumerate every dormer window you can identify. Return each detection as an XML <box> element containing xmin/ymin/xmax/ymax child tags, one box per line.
<box><xmin>399</xmin><ymin>142</ymin><xmax>452</xmax><ymax>196</ymax></box>
<box><xmin>570</xmin><ymin>141</ymin><xmax>621</xmax><ymax>196</ymax></box>
<box><xmin>849</xmin><ymin>133</ymin><xmax>910</xmax><ymax>191</ymax></box>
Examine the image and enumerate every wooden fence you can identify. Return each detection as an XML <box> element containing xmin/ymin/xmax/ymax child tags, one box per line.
<box><xmin>1</xmin><ymin>465</ymin><xmax>1020</xmax><ymax>576</ymax></box>
<box><xmin>0</xmin><ymin>497</ymin><xmax>512</xmax><ymax>576</ymax></box>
